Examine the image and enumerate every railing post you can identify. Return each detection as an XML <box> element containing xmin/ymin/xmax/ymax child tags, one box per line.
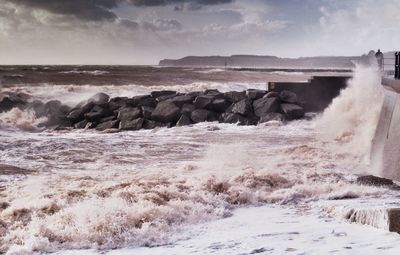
<box><xmin>395</xmin><ymin>52</ymin><xmax>400</xmax><ymax>79</ymax></box>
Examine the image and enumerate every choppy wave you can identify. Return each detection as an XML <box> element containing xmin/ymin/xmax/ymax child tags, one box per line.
<box><xmin>0</xmin><ymin>66</ymin><xmax>389</xmax><ymax>254</ymax></box>
<box><xmin>59</xmin><ymin>71</ymin><xmax>109</xmax><ymax>76</ymax></box>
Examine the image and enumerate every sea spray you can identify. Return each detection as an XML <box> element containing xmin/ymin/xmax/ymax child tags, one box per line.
<box><xmin>315</xmin><ymin>65</ymin><xmax>384</xmax><ymax>164</ymax></box>
<box><xmin>0</xmin><ymin>108</ymin><xmax>47</xmax><ymax>132</ymax></box>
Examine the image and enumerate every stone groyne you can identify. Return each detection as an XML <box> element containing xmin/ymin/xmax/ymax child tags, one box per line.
<box><xmin>0</xmin><ymin>89</ymin><xmax>306</xmax><ymax>131</ymax></box>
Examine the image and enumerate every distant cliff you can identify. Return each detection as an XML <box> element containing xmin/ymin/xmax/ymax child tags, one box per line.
<box><xmin>159</xmin><ymin>54</ymin><xmax>370</xmax><ymax>68</ymax></box>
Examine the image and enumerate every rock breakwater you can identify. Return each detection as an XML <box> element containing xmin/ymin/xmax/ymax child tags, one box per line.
<box><xmin>0</xmin><ymin>89</ymin><xmax>306</xmax><ymax>131</ymax></box>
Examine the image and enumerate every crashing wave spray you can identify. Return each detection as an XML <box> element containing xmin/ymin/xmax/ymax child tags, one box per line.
<box><xmin>315</xmin><ymin>64</ymin><xmax>384</xmax><ymax>165</ymax></box>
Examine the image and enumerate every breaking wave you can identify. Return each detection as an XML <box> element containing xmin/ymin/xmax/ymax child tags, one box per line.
<box><xmin>315</xmin><ymin>64</ymin><xmax>384</xmax><ymax>164</ymax></box>
<box><xmin>0</xmin><ymin>66</ymin><xmax>388</xmax><ymax>254</ymax></box>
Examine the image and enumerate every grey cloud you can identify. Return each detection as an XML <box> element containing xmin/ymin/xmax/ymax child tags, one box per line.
<box><xmin>7</xmin><ymin>0</ymin><xmax>234</xmax><ymax>22</ymax></box>
<box><xmin>142</xmin><ymin>19</ymin><xmax>182</xmax><ymax>31</ymax></box>
<box><xmin>7</xmin><ymin>0</ymin><xmax>119</xmax><ymax>21</ymax></box>
<box><xmin>130</xmin><ymin>0</ymin><xmax>232</xmax><ymax>7</ymax></box>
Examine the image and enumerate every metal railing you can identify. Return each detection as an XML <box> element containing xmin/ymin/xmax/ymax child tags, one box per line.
<box><xmin>382</xmin><ymin>52</ymin><xmax>400</xmax><ymax>79</ymax></box>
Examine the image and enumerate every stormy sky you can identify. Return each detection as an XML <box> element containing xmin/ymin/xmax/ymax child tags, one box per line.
<box><xmin>0</xmin><ymin>0</ymin><xmax>399</xmax><ymax>64</ymax></box>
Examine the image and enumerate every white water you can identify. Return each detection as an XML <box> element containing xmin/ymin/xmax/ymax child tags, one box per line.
<box><xmin>0</xmin><ymin>67</ymin><xmax>397</xmax><ymax>254</ymax></box>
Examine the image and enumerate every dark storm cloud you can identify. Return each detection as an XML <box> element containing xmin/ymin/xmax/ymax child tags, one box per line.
<box><xmin>7</xmin><ymin>0</ymin><xmax>119</xmax><ymax>21</ymax></box>
<box><xmin>130</xmin><ymin>0</ymin><xmax>232</xmax><ymax>7</ymax></box>
<box><xmin>7</xmin><ymin>0</ymin><xmax>234</xmax><ymax>22</ymax></box>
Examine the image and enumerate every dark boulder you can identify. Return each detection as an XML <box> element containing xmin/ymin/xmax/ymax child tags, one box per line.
<box><xmin>156</xmin><ymin>94</ymin><xmax>179</xmax><ymax>102</ymax></box>
<box><xmin>264</xmin><ymin>92</ymin><xmax>279</xmax><ymax>98</ymax></box>
<box><xmin>0</xmin><ymin>95</ymin><xmax>16</xmax><ymax>112</ymax></box>
<box><xmin>259</xmin><ymin>113</ymin><xmax>285</xmax><ymax>123</ymax></box>
<box><xmin>247</xmin><ymin>89</ymin><xmax>267</xmax><ymax>100</ymax></box>
<box><xmin>281</xmin><ymin>104</ymin><xmax>304</xmax><ymax>120</ymax></box>
<box><xmin>85</xmin><ymin>105</ymin><xmax>112</xmax><ymax>122</ymax></box>
<box><xmin>187</xmin><ymin>91</ymin><xmax>202</xmax><ymax>97</ymax></box>
<box><xmin>29</xmin><ymin>100</ymin><xmax>47</xmax><ymax>117</ymax></box>
<box><xmin>74</xmin><ymin>119</ymin><xmax>88</xmax><ymax>129</ymax></box>
<box><xmin>141</xmin><ymin>106</ymin><xmax>154</xmax><ymax>119</ymax></box>
<box><xmin>67</xmin><ymin>102</ymin><xmax>94</xmax><ymax>124</ymax></box>
<box><xmin>176</xmin><ymin>114</ymin><xmax>192</xmax><ymax>126</ymax></box>
<box><xmin>194</xmin><ymin>95</ymin><xmax>214</xmax><ymax>109</ymax></box>
<box><xmin>231</xmin><ymin>99</ymin><xmax>253</xmax><ymax>116</ymax></box>
<box><xmin>224</xmin><ymin>91</ymin><xmax>246</xmax><ymax>103</ymax></box>
<box><xmin>100</xmin><ymin>116</ymin><xmax>116</xmax><ymax>123</ymax></box>
<box><xmin>210</xmin><ymin>98</ymin><xmax>231</xmax><ymax>113</ymax></box>
<box><xmin>117</xmin><ymin>107</ymin><xmax>142</xmax><ymax>122</ymax></box>
<box><xmin>151</xmin><ymin>90</ymin><xmax>176</xmax><ymax>99</ymax></box>
<box><xmin>96</xmin><ymin>120</ymin><xmax>119</xmax><ymax>131</ymax></box>
<box><xmin>279</xmin><ymin>90</ymin><xmax>298</xmax><ymax>104</ymax></box>
<box><xmin>219</xmin><ymin>113</ymin><xmax>249</xmax><ymax>125</ymax></box>
<box><xmin>151</xmin><ymin>101</ymin><xmax>181</xmax><ymax>123</ymax></box>
<box><xmin>356</xmin><ymin>175</ymin><xmax>394</xmax><ymax>187</ymax></box>
<box><xmin>204</xmin><ymin>89</ymin><xmax>223</xmax><ymax>98</ymax></box>
<box><xmin>181</xmin><ymin>104</ymin><xmax>196</xmax><ymax>115</ymax></box>
<box><xmin>0</xmin><ymin>92</ymin><xmax>30</xmax><ymax>112</ymax></box>
<box><xmin>119</xmin><ymin>118</ymin><xmax>144</xmax><ymax>131</ymax></box>
<box><xmin>253</xmin><ymin>97</ymin><xmax>280</xmax><ymax>117</ymax></box>
<box><xmin>167</xmin><ymin>95</ymin><xmax>195</xmax><ymax>108</ymax></box>
<box><xmin>142</xmin><ymin>120</ymin><xmax>164</xmax><ymax>129</ymax></box>
<box><xmin>191</xmin><ymin>109</ymin><xmax>217</xmax><ymax>123</ymax></box>
<box><xmin>88</xmin><ymin>93</ymin><xmax>110</xmax><ymax>104</ymax></box>
<box><xmin>45</xmin><ymin>100</ymin><xmax>62</xmax><ymax>113</ymax></box>
<box><xmin>128</xmin><ymin>95</ymin><xmax>157</xmax><ymax>108</ymax></box>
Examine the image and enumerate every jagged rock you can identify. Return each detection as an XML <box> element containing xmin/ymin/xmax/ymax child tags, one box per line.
<box><xmin>219</xmin><ymin>113</ymin><xmax>248</xmax><ymax>125</ymax></box>
<box><xmin>194</xmin><ymin>95</ymin><xmax>214</xmax><ymax>109</ymax></box>
<box><xmin>253</xmin><ymin>97</ymin><xmax>280</xmax><ymax>117</ymax></box>
<box><xmin>141</xmin><ymin>106</ymin><xmax>154</xmax><ymax>119</ymax></box>
<box><xmin>210</xmin><ymin>98</ymin><xmax>231</xmax><ymax>113</ymax></box>
<box><xmin>176</xmin><ymin>114</ymin><xmax>192</xmax><ymax>126</ymax></box>
<box><xmin>279</xmin><ymin>90</ymin><xmax>298</xmax><ymax>104</ymax></box>
<box><xmin>224</xmin><ymin>91</ymin><xmax>246</xmax><ymax>103</ymax></box>
<box><xmin>151</xmin><ymin>90</ymin><xmax>176</xmax><ymax>99</ymax></box>
<box><xmin>357</xmin><ymin>175</ymin><xmax>394</xmax><ymax>187</ymax></box>
<box><xmin>204</xmin><ymin>89</ymin><xmax>223</xmax><ymax>98</ymax></box>
<box><xmin>74</xmin><ymin>119</ymin><xmax>88</xmax><ymax>129</ymax></box>
<box><xmin>281</xmin><ymin>103</ymin><xmax>304</xmax><ymax>120</ymax></box>
<box><xmin>157</xmin><ymin>94</ymin><xmax>179</xmax><ymax>102</ymax></box>
<box><xmin>67</xmin><ymin>102</ymin><xmax>94</xmax><ymax>123</ymax></box>
<box><xmin>119</xmin><ymin>118</ymin><xmax>144</xmax><ymax>131</ymax></box>
<box><xmin>151</xmin><ymin>101</ymin><xmax>181</xmax><ymax>123</ymax></box>
<box><xmin>0</xmin><ymin>96</ymin><xmax>16</xmax><ymax>112</ymax></box>
<box><xmin>45</xmin><ymin>100</ymin><xmax>62</xmax><ymax>113</ymax></box>
<box><xmin>167</xmin><ymin>95</ymin><xmax>195</xmax><ymax>107</ymax></box>
<box><xmin>187</xmin><ymin>91</ymin><xmax>202</xmax><ymax>97</ymax></box>
<box><xmin>191</xmin><ymin>109</ymin><xmax>216</xmax><ymax>123</ymax></box>
<box><xmin>29</xmin><ymin>100</ymin><xmax>47</xmax><ymax>117</ymax></box>
<box><xmin>96</xmin><ymin>120</ymin><xmax>119</xmax><ymax>131</ymax></box>
<box><xmin>231</xmin><ymin>99</ymin><xmax>253</xmax><ymax>116</ymax></box>
<box><xmin>100</xmin><ymin>116</ymin><xmax>116</xmax><ymax>123</ymax></box>
<box><xmin>259</xmin><ymin>113</ymin><xmax>285</xmax><ymax>123</ymax></box>
<box><xmin>247</xmin><ymin>89</ymin><xmax>267</xmax><ymax>100</ymax></box>
<box><xmin>117</xmin><ymin>107</ymin><xmax>142</xmax><ymax>122</ymax></box>
<box><xmin>85</xmin><ymin>122</ymin><xmax>97</xmax><ymax>129</ymax></box>
<box><xmin>128</xmin><ymin>95</ymin><xmax>157</xmax><ymax>108</ymax></box>
<box><xmin>264</xmin><ymin>92</ymin><xmax>279</xmax><ymax>98</ymax></box>
<box><xmin>88</xmin><ymin>93</ymin><xmax>110</xmax><ymax>104</ymax></box>
<box><xmin>85</xmin><ymin>105</ymin><xmax>111</xmax><ymax>122</ymax></box>
<box><xmin>142</xmin><ymin>120</ymin><xmax>164</xmax><ymax>129</ymax></box>
<box><xmin>181</xmin><ymin>104</ymin><xmax>196</xmax><ymax>114</ymax></box>
<box><xmin>0</xmin><ymin>92</ymin><xmax>29</xmax><ymax>112</ymax></box>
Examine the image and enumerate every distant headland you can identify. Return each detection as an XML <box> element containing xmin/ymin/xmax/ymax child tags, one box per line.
<box><xmin>159</xmin><ymin>54</ymin><xmax>371</xmax><ymax>68</ymax></box>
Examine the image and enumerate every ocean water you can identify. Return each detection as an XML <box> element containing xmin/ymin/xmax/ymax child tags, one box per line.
<box><xmin>0</xmin><ymin>66</ymin><xmax>398</xmax><ymax>255</ymax></box>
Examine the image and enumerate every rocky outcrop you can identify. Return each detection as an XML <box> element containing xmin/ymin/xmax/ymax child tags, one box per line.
<box><xmin>4</xmin><ymin>89</ymin><xmax>307</xmax><ymax>131</ymax></box>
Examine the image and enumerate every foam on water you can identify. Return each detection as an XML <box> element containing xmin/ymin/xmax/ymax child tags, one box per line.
<box><xmin>0</xmin><ymin>66</ymin><xmax>392</xmax><ymax>254</ymax></box>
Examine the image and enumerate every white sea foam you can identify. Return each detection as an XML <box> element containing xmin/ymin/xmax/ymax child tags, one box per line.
<box><xmin>0</xmin><ymin>66</ymin><xmax>392</xmax><ymax>254</ymax></box>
